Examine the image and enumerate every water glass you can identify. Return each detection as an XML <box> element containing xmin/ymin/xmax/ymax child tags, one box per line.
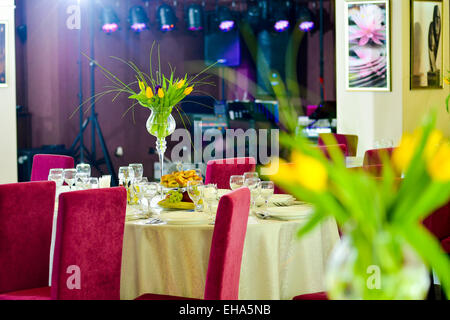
<box><xmin>129</xmin><ymin>163</ymin><xmax>144</xmax><ymax>182</ymax></box>
<box><xmin>99</xmin><ymin>175</ymin><xmax>111</xmax><ymax>188</ymax></box>
<box><xmin>63</xmin><ymin>169</ymin><xmax>77</xmax><ymax>190</ymax></box>
<box><xmin>243</xmin><ymin>172</ymin><xmax>259</xmax><ymax>181</ymax></box>
<box><xmin>187</xmin><ymin>180</ymin><xmax>204</xmax><ymax>212</ymax></box>
<box><xmin>229</xmin><ymin>175</ymin><xmax>244</xmax><ymax>190</ymax></box>
<box><xmin>244</xmin><ymin>177</ymin><xmax>261</xmax><ymax>212</ymax></box>
<box><xmin>76</xmin><ymin>163</ymin><xmax>91</xmax><ymax>177</ymax></box>
<box><xmin>202</xmin><ymin>184</ymin><xmax>218</xmax><ymax>217</ymax></box>
<box><xmin>118</xmin><ymin>166</ymin><xmax>132</xmax><ymax>186</ymax></box>
<box><xmin>143</xmin><ymin>182</ymin><xmax>159</xmax><ymax>212</ymax></box>
<box><xmin>48</xmin><ymin>169</ymin><xmax>64</xmax><ymax>187</ymax></box>
<box><xmin>88</xmin><ymin>177</ymin><xmax>99</xmax><ymax>189</ymax></box>
<box><xmin>260</xmin><ymin>181</ymin><xmax>275</xmax><ymax>213</ymax></box>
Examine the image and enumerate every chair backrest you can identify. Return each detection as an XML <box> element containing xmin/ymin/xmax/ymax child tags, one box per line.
<box><xmin>50</xmin><ymin>187</ymin><xmax>127</xmax><ymax>300</ymax></box>
<box><xmin>204</xmin><ymin>187</ymin><xmax>251</xmax><ymax>300</ymax></box>
<box><xmin>0</xmin><ymin>181</ymin><xmax>56</xmax><ymax>294</ymax></box>
<box><xmin>30</xmin><ymin>154</ymin><xmax>75</xmax><ymax>181</ymax></box>
<box><xmin>318</xmin><ymin>133</ymin><xmax>358</xmax><ymax>157</ymax></box>
<box><xmin>205</xmin><ymin>157</ymin><xmax>256</xmax><ymax>189</ymax></box>
<box><xmin>423</xmin><ymin>201</ymin><xmax>450</xmax><ymax>241</ymax></box>
<box><xmin>363</xmin><ymin>148</ymin><xmax>396</xmax><ymax>166</ymax></box>
<box><xmin>315</xmin><ymin>144</ymin><xmax>347</xmax><ymax>160</ymax></box>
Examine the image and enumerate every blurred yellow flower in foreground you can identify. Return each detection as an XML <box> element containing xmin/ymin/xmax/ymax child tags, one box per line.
<box><xmin>272</xmin><ymin>152</ymin><xmax>328</xmax><ymax>192</ymax></box>
<box><xmin>393</xmin><ymin>129</ymin><xmax>443</xmax><ymax>172</ymax></box>
<box><xmin>158</xmin><ymin>88</ymin><xmax>164</xmax><ymax>98</ymax></box>
<box><xmin>445</xmin><ymin>77</ymin><xmax>450</xmax><ymax>85</ymax></box>
<box><xmin>139</xmin><ymin>81</ymin><xmax>145</xmax><ymax>92</ymax></box>
<box><xmin>146</xmin><ymin>87</ymin><xmax>154</xmax><ymax>99</ymax></box>
<box><xmin>427</xmin><ymin>142</ymin><xmax>450</xmax><ymax>182</ymax></box>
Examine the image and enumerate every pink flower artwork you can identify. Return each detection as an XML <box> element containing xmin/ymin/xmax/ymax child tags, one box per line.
<box><xmin>349</xmin><ymin>4</ymin><xmax>386</xmax><ymax>46</ymax></box>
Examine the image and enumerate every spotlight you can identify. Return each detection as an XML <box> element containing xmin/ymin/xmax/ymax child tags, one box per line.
<box><xmin>129</xmin><ymin>6</ymin><xmax>149</xmax><ymax>33</ymax></box>
<box><xmin>273</xmin><ymin>1</ymin><xmax>292</xmax><ymax>32</ymax></box>
<box><xmin>156</xmin><ymin>4</ymin><xmax>177</xmax><ymax>32</ymax></box>
<box><xmin>245</xmin><ymin>2</ymin><xmax>261</xmax><ymax>29</ymax></box>
<box><xmin>297</xmin><ymin>6</ymin><xmax>315</xmax><ymax>32</ymax></box>
<box><xmin>217</xmin><ymin>6</ymin><xmax>235</xmax><ymax>32</ymax></box>
<box><xmin>101</xmin><ymin>6</ymin><xmax>120</xmax><ymax>34</ymax></box>
<box><xmin>186</xmin><ymin>4</ymin><xmax>203</xmax><ymax>31</ymax></box>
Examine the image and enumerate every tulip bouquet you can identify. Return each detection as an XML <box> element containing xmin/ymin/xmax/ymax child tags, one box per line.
<box><xmin>267</xmin><ymin>111</ymin><xmax>450</xmax><ymax>299</ymax></box>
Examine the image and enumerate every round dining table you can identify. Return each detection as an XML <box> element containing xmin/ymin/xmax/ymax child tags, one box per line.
<box><xmin>120</xmin><ymin>204</ymin><xmax>340</xmax><ymax>300</ymax></box>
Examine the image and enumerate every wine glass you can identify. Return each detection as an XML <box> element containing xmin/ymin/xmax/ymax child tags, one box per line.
<box><xmin>187</xmin><ymin>180</ymin><xmax>204</xmax><ymax>212</ymax></box>
<box><xmin>143</xmin><ymin>182</ymin><xmax>159</xmax><ymax>213</ymax></box>
<box><xmin>88</xmin><ymin>177</ymin><xmax>99</xmax><ymax>189</ymax></box>
<box><xmin>244</xmin><ymin>177</ymin><xmax>261</xmax><ymax>213</ymax></box>
<box><xmin>202</xmin><ymin>184</ymin><xmax>218</xmax><ymax>218</ymax></box>
<box><xmin>48</xmin><ymin>169</ymin><xmax>64</xmax><ymax>187</ymax></box>
<box><xmin>129</xmin><ymin>163</ymin><xmax>144</xmax><ymax>183</ymax></box>
<box><xmin>243</xmin><ymin>172</ymin><xmax>258</xmax><ymax>181</ymax></box>
<box><xmin>118</xmin><ymin>166</ymin><xmax>132</xmax><ymax>186</ymax></box>
<box><xmin>260</xmin><ymin>181</ymin><xmax>275</xmax><ymax>213</ymax></box>
<box><xmin>63</xmin><ymin>169</ymin><xmax>77</xmax><ymax>190</ymax></box>
<box><xmin>76</xmin><ymin>164</ymin><xmax>91</xmax><ymax>184</ymax></box>
<box><xmin>230</xmin><ymin>175</ymin><xmax>244</xmax><ymax>190</ymax></box>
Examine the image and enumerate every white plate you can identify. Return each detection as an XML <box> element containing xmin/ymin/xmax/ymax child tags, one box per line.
<box><xmin>162</xmin><ymin>212</ymin><xmax>210</xmax><ymax>225</ymax></box>
<box><xmin>266</xmin><ymin>205</ymin><xmax>313</xmax><ymax>220</ymax></box>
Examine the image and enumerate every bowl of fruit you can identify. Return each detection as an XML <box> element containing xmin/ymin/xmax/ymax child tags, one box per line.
<box><xmin>158</xmin><ymin>170</ymin><xmax>203</xmax><ymax>210</ymax></box>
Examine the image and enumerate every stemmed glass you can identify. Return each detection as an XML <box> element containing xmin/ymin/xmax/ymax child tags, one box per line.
<box><xmin>243</xmin><ymin>172</ymin><xmax>258</xmax><ymax>181</ymax></box>
<box><xmin>244</xmin><ymin>177</ymin><xmax>261</xmax><ymax>213</ymax></box>
<box><xmin>48</xmin><ymin>169</ymin><xmax>64</xmax><ymax>188</ymax></box>
<box><xmin>230</xmin><ymin>175</ymin><xmax>244</xmax><ymax>190</ymax></box>
<box><xmin>129</xmin><ymin>163</ymin><xmax>144</xmax><ymax>183</ymax></box>
<box><xmin>187</xmin><ymin>180</ymin><xmax>204</xmax><ymax>212</ymax></box>
<box><xmin>260</xmin><ymin>181</ymin><xmax>275</xmax><ymax>213</ymax></box>
<box><xmin>76</xmin><ymin>164</ymin><xmax>91</xmax><ymax>185</ymax></box>
<box><xmin>118</xmin><ymin>166</ymin><xmax>132</xmax><ymax>187</ymax></box>
<box><xmin>63</xmin><ymin>169</ymin><xmax>77</xmax><ymax>190</ymax></box>
<box><xmin>202</xmin><ymin>184</ymin><xmax>218</xmax><ymax>219</ymax></box>
<box><xmin>143</xmin><ymin>182</ymin><xmax>159</xmax><ymax>213</ymax></box>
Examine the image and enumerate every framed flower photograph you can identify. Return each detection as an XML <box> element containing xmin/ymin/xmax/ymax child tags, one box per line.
<box><xmin>344</xmin><ymin>0</ymin><xmax>391</xmax><ymax>92</ymax></box>
<box><xmin>0</xmin><ymin>22</ymin><xmax>6</xmax><ymax>87</ymax></box>
<box><xmin>411</xmin><ymin>0</ymin><xmax>444</xmax><ymax>89</ymax></box>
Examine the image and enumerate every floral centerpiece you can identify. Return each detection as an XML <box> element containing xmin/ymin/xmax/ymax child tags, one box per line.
<box><xmin>82</xmin><ymin>43</ymin><xmax>214</xmax><ymax>187</ymax></box>
<box><xmin>266</xmin><ymin>111</ymin><xmax>450</xmax><ymax>299</ymax></box>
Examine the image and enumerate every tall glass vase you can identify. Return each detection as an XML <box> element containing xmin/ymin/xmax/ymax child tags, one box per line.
<box><xmin>146</xmin><ymin>109</ymin><xmax>176</xmax><ymax>202</ymax></box>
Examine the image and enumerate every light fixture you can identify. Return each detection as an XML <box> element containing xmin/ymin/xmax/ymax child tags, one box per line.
<box><xmin>217</xmin><ymin>6</ymin><xmax>235</xmax><ymax>32</ymax></box>
<box><xmin>186</xmin><ymin>4</ymin><xmax>203</xmax><ymax>31</ymax></box>
<box><xmin>101</xmin><ymin>6</ymin><xmax>120</xmax><ymax>34</ymax></box>
<box><xmin>273</xmin><ymin>1</ymin><xmax>292</xmax><ymax>32</ymax></box>
<box><xmin>156</xmin><ymin>3</ymin><xmax>177</xmax><ymax>32</ymax></box>
<box><xmin>297</xmin><ymin>5</ymin><xmax>315</xmax><ymax>32</ymax></box>
<box><xmin>129</xmin><ymin>5</ymin><xmax>149</xmax><ymax>33</ymax></box>
<box><xmin>245</xmin><ymin>1</ymin><xmax>261</xmax><ymax>30</ymax></box>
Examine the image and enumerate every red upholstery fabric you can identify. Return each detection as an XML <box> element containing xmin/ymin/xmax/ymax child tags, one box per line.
<box><xmin>318</xmin><ymin>133</ymin><xmax>358</xmax><ymax>157</ymax></box>
<box><xmin>423</xmin><ymin>202</ymin><xmax>450</xmax><ymax>253</ymax></box>
<box><xmin>137</xmin><ymin>187</ymin><xmax>251</xmax><ymax>300</ymax></box>
<box><xmin>315</xmin><ymin>144</ymin><xmax>347</xmax><ymax>159</ymax></box>
<box><xmin>0</xmin><ymin>181</ymin><xmax>56</xmax><ymax>295</ymax></box>
<box><xmin>50</xmin><ymin>187</ymin><xmax>127</xmax><ymax>300</ymax></box>
<box><xmin>363</xmin><ymin>148</ymin><xmax>396</xmax><ymax>166</ymax></box>
<box><xmin>0</xmin><ymin>287</ymin><xmax>51</xmax><ymax>300</ymax></box>
<box><xmin>135</xmin><ymin>294</ymin><xmax>199</xmax><ymax>301</ymax></box>
<box><xmin>293</xmin><ymin>292</ymin><xmax>328</xmax><ymax>300</ymax></box>
<box><xmin>205</xmin><ymin>157</ymin><xmax>256</xmax><ymax>189</ymax></box>
<box><xmin>442</xmin><ymin>237</ymin><xmax>450</xmax><ymax>253</ymax></box>
<box><xmin>30</xmin><ymin>154</ymin><xmax>75</xmax><ymax>182</ymax></box>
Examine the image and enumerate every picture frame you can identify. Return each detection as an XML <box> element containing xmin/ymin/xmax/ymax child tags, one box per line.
<box><xmin>0</xmin><ymin>22</ymin><xmax>7</xmax><ymax>88</ymax></box>
<box><xmin>410</xmin><ymin>0</ymin><xmax>444</xmax><ymax>89</ymax></box>
<box><xmin>344</xmin><ymin>0</ymin><xmax>391</xmax><ymax>92</ymax></box>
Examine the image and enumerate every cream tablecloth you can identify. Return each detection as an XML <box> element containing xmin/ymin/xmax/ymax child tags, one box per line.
<box><xmin>120</xmin><ymin>207</ymin><xmax>340</xmax><ymax>300</ymax></box>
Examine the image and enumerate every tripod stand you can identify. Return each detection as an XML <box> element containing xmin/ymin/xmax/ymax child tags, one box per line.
<box><xmin>70</xmin><ymin>1</ymin><xmax>118</xmax><ymax>185</ymax></box>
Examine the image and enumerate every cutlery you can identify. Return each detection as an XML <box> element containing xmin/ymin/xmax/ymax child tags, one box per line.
<box><xmin>255</xmin><ymin>212</ymin><xmax>286</xmax><ymax>221</ymax></box>
<box><xmin>145</xmin><ymin>218</ymin><xmax>166</xmax><ymax>225</ymax></box>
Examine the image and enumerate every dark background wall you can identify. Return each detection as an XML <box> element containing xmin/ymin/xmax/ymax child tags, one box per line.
<box><xmin>15</xmin><ymin>0</ymin><xmax>335</xmax><ymax>179</ymax></box>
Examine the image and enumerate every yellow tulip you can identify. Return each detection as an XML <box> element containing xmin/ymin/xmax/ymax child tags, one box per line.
<box><xmin>139</xmin><ymin>81</ymin><xmax>145</xmax><ymax>92</ymax></box>
<box><xmin>177</xmin><ymin>79</ymin><xmax>186</xmax><ymax>89</ymax></box>
<box><xmin>158</xmin><ymin>88</ymin><xmax>165</xmax><ymax>98</ymax></box>
<box><xmin>184</xmin><ymin>86</ymin><xmax>194</xmax><ymax>95</ymax></box>
<box><xmin>445</xmin><ymin>77</ymin><xmax>450</xmax><ymax>85</ymax></box>
<box><xmin>271</xmin><ymin>152</ymin><xmax>328</xmax><ymax>192</ymax></box>
<box><xmin>427</xmin><ymin>142</ymin><xmax>450</xmax><ymax>182</ymax></box>
<box><xmin>146</xmin><ymin>87</ymin><xmax>154</xmax><ymax>99</ymax></box>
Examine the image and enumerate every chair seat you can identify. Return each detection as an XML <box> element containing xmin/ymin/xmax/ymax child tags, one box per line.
<box><xmin>135</xmin><ymin>293</ymin><xmax>200</xmax><ymax>300</ymax></box>
<box><xmin>442</xmin><ymin>237</ymin><xmax>450</xmax><ymax>254</ymax></box>
<box><xmin>293</xmin><ymin>292</ymin><xmax>328</xmax><ymax>300</ymax></box>
<box><xmin>0</xmin><ymin>286</ymin><xmax>51</xmax><ymax>300</ymax></box>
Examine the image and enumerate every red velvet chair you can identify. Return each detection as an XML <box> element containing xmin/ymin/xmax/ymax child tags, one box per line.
<box><xmin>0</xmin><ymin>187</ymin><xmax>127</xmax><ymax>300</ymax></box>
<box><xmin>205</xmin><ymin>157</ymin><xmax>256</xmax><ymax>189</ymax></box>
<box><xmin>136</xmin><ymin>187</ymin><xmax>251</xmax><ymax>300</ymax></box>
<box><xmin>0</xmin><ymin>181</ymin><xmax>56</xmax><ymax>297</ymax></box>
<box><xmin>424</xmin><ymin>201</ymin><xmax>450</xmax><ymax>254</ymax></box>
<box><xmin>318</xmin><ymin>133</ymin><xmax>358</xmax><ymax>157</ymax></box>
<box><xmin>363</xmin><ymin>148</ymin><xmax>396</xmax><ymax>166</ymax></box>
<box><xmin>316</xmin><ymin>144</ymin><xmax>347</xmax><ymax>160</ymax></box>
<box><xmin>30</xmin><ymin>154</ymin><xmax>75</xmax><ymax>182</ymax></box>
<box><xmin>293</xmin><ymin>292</ymin><xmax>328</xmax><ymax>300</ymax></box>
